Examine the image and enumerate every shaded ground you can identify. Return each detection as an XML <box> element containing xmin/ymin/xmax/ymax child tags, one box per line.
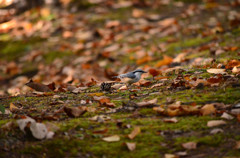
<box><xmin>0</xmin><ymin>0</ymin><xmax>240</xmax><ymax>157</ymax></box>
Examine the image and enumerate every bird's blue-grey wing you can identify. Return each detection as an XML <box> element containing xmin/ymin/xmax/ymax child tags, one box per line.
<box><xmin>118</xmin><ymin>72</ymin><xmax>136</xmax><ymax>79</ymax></box>
<box><xmin>124</xmin><ymin>72</ymin><xmax>136</xmax><ymax>79</ymax></box>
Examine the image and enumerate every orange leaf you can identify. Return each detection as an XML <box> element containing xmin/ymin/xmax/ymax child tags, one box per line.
<box><xmin>155</xmin><ymin>55</ymin><xmax>173</xmax><ymax>68</ymax></box>
<box><xmin>200</xmin><ymin>104</ymin><xmax>216</xmax><ymax>116</ymax></box>
<box><xmin>136</xmin><ymin>56</ymin><xmax>152</xmax><ymax>65</ymax></box>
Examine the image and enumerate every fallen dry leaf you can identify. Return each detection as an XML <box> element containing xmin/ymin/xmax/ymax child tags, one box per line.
<box><xmin>125</xmin><ymin>142</ymin><xmax>136</xmax><ymax>151</ymax></box>
<box><xmin>207</xmin><ymin>120</ymin><xmax>226</xmax><ymax>127</ymax></box>
<box><xmin>182</xmin><ymin>142</ymin><xmax>197</xmax><ymax>150</ymax></box>
<box><xmin>155</xmin><ymin>55</ymin><xmax>173</xmax><ymax>68</ymax></box>
<box><xmin>151</xmin><ymin>83</ymin><xmax>164</xmax><ymax>88</ymax></box>
<box><xmin>200</xmin><ymin>104</ymin><xmax>216</xmax><ymax>116</ymax></box>
<box><xmin>102</xmin><ymin>135</ymin><xmax>120</xmax><ymax>142</ymax></box>
<box><xmin>164</xmin><ymin>153</ymin><xmax>178</xmax><ymax>158</ymax></box>
<box><xmin>25</xmin><ymin>79</ymin><xmax>52</xmax><ymax>92</ymax></box>
<box><xmin>149</xmin><ymin>68</ymin><xmax>160</xmax><ymax>77</ymax></box>
<box><xmin>128</xmin><ymin>126</ymin><xmax>141</xmax><ymax>139</ymax></box>
<box><xmin>207</xmin><ymin>69</ymin><xmax>226</xmax><ymax>74</ymax></box>
<box><xmin>137</xmin><ymin>98</ymin><xmax>158</xmax><ymax>107</ymax></box>
<box><xmin>163</xmin><ymin>117</ymin><xmax>178</xmax><ymax>123</ymax></box>
<box><xmin>221</xmin><ymin>112</ymin><xmax>234</xmax><ymax>120</ymax></box>
<box><xmin>63</xmin><ymin>106</ymin><xmax>87</xmax><ymax>117</ymax></box>
<box><xmin>210</xmin><ymin>128</ymin><xmax>224</xmax><ymax>134</ymax></box>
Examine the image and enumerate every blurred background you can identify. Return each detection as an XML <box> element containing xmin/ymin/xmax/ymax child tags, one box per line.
<box><xmin>0</xmin><ymin>0</ymin><xmax>239</xmax><ymax>95</ymax></box>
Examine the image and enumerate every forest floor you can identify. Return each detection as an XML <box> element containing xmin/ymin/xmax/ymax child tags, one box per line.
<box><xmin>0</xmin><ymin>0</ymin><xmax>240</xmax><ymax>157</ymax></box>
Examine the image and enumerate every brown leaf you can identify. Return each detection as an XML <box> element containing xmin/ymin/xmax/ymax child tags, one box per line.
<box><xmin>138</xmin><ymin>80</ymin><xmax>152</xmax><ymax>86</ymax></box>
<box><xmin>132</xmin><ymin>9</ymin><xmax>145</xmax><ymax>18</ymax></box>
<box><xmin>86</xmin><ymin>78</ymin><xmax>97</xmax><ymax>87</ymax></box>
<box><xmin>94</xmin><ymin>96</ymin><xmax>116</xmax><ymax>108</ymax></box>
<box><xmin>151</xmin><ymin>83</ymin><xmax>164</xmax><ymax>88</ymax></box>
<box><xmin>182</xmin><ymin>142</ymin><xmax>197</xmax><ymax>150</ymax></box>
<box><xmin>149</xmin><ymin>68</ymin><xmax>160</xmax><ymax>77</ymax></box>
<box><xmin>153</xmin><ymin>106</ymin><xmax>165</xmax><ymax>113</ymax></box>
<box><xmin>200</xmin><ymin>104</ymin><xmax>216</xmax><ymax>116</ymax></box>
<box><xmin>47</xmin><ymin>82</ymin><xmax>56</xmax><ymax>91</ymax></box>
<box><xmin>207</xmin><ymin>120</ymin><xmax>226</xmax><ymax>127</ymax></box>
<box><xmin>155</xmin><ymin>55</ymin><xmax>173</xmax><ymax>68</ymax></box>
<box><xmin>125</xmin><ymin>142</ymin><xmax>136</xmax><ymax>151</ymax></box>
<box><xmin>226</xmin><ymin>60</ymin><xmax>240</xmax><ymax>69</ymax></box>
<box><xmin>25</xmin><ymin>79</ymin><xmax>52</xmax><ymax>92</ymax></box>
<box><xmin>158</xmin><ymin>17</ymin><xmax>177</xmax><ymax>28</ymax></box>
<box><xmin>63</xmin><ymin>106</ymin><xmax>87</xmax><ymax>118</ymax></box>
<box><xmin>137</xmin><ymin>98</ymin><xmax>158</xmax><ymax>107</ymax></box>
<box><xmin>102</xmin><ymin>135</ymin><xmax>120</xmax><ymax>142</ymax></box>
<box><xmin>128</xmin><ymin>126</ymin><xmax>141</xmax><ymax>139</ymax></box>
<box><xmin>93</xmin><ymin>128</ymin><xmax>108</xmax><ymax>134</ymax></box>
<box><xmin>136</xmin><ymin>55</ymin><xmax>152</xmax><ymax>65</ymax></box>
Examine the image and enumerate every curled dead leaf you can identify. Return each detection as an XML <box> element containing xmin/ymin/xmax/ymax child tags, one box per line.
<box><xmin>128</xmin><ymin>126</ymin><xmax>141</xmax><ymax>139</ymax></box>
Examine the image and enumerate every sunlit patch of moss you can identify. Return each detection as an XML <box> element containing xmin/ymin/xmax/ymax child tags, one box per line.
<box><xmin>166</xmin><ymin>37</ymin><xmax>212</xmax><ymax>56</ymax></box>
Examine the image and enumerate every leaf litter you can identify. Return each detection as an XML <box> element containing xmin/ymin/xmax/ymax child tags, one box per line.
<box><xmin>0</xmin><ymin>0</ymin><xmax>240</xmax><ymax>157</ymax></box>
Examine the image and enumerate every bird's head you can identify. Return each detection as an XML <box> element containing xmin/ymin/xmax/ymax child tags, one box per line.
<box><xmin>132</xmin><ymin>69</ymin><xmax>147</xmax><ymax>74</ymax></box>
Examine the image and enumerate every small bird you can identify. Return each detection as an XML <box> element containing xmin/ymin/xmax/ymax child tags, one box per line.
<box><xmin>114</xmin><ymin>69</ymin><xmax>147</xmax><ymax>85</ymax></box>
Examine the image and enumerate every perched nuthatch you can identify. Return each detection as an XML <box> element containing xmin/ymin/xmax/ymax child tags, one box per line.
<box><xmin>114</xmin><ymin>69</ymin><xmax>147</xmax><ymax>85</ymax></box>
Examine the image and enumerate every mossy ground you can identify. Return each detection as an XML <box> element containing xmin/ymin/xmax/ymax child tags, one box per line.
<box><xmin>1</xmin><ymin>0</ymin><xmax>240</xmax><ymax>157</ymax></box>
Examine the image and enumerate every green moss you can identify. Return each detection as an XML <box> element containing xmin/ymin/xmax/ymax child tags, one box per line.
<box><xmin>0</xmin><ymin>37</ymin><xmax>44</xmax><ymax>61</ymax></box>
<box><xmin>21</xmin><ymin>138</ymin><xmax>82</xmax><ymax>157</ymax></box>
<box><xmin>0</xmin><ymin>119</ymin><xmax>10</xmax><ymax>127</ymax></box>
<box><xmin>43</xmin><ymin>51</ymin><xmax>73</xmax><ymax>64</ymax></box>
<box><xmin>175</xmin><ymin>134</ymin><xmax>224</xmax><ymax>147</ymax></box>
<box><xmin>166</xmin><ymin>37</ymin><xmax>212</xmax><ymax>56</ymax></box>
